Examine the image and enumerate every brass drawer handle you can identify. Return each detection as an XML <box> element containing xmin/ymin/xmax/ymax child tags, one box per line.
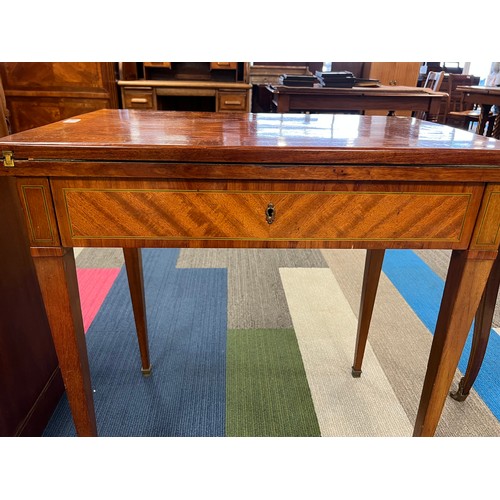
<box><xmin>266</xmin><ymin>203</ymin><xmax>275</xmax><ymax>224</ymax></box>
<box><xmin>216</xmin><ymin>62</ymin><xmax>231</xmax><ymax>66</ymax></box>
<box><xmin>224</xmin><ymin>100</ymin><xmax>242</xmax><ymax>106</ymax></box>
<box><xmin>130</xmin><ymin>98</ymin><xmax>148</xmax><ymax>103</ymax></box>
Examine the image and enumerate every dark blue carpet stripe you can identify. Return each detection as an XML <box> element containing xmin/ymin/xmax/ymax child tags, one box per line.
<box><xmin>383</xmin><ymin>250</ymin><xmax>500</xmax><ymax>420</ymax></box>
<box><xmin>43</xmin><ymin>248</ymin><xmax>227</xmax><ymax>436</ymax></box>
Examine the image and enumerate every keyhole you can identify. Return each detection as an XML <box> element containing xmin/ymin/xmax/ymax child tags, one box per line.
<box><xmin>266</xmin><ymin>203</ymin><xmax>275</xmax><ymax>224</ymax></box>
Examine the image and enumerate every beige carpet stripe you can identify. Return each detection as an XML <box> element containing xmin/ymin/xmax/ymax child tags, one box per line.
<box><xmin>280</xmin><ymin>267</ymin><xmax>413</xmax><ymax>436</ymax></box>
<box><xmin>320</xmin><ymin>249</ymin><xmax>500</xmax><ymax>437</ymax></box>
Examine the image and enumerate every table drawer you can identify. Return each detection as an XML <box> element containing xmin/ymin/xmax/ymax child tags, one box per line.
<box><xmin>210</xmin><ymin>62</ymin><xmax>237</xmax><ymax>70</ymax></box>
<box><xmin>122</xmin><ymin>88</ymin><xmax>155</xmax><ymax>109</ymax></box>
<box><xmin>48</xmin><ymin>179</ymin><xmax>483</xmax><ymax>249</ymax></box>
<box><xmin>217</xmin><ymin>91</ymin><xmax>248</xmax><ymax>112</ymax></box>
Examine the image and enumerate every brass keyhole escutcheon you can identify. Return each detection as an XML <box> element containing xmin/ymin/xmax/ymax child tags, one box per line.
<box><xmin>266</xmin><ymin>203</ymin><xmax>275</xmax><ymax>224</ymax></box>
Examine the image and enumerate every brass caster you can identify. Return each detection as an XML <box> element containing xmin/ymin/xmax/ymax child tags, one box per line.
<box><xmin>351</xmin><ymin>367</ymin><xmax>362</xmax><ymax>378</ymax></box>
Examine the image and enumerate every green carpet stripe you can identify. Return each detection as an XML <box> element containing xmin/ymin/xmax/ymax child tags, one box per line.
<box><xmin>226</xmin><ymin>328</ymin><xmax>321</xmax><ymax>437</ymax></box>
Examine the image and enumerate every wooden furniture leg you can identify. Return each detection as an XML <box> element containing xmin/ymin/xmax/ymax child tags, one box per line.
<box><xmin>352</xmin><ymin>249</ymin><xmax>385</xmax><ymax>377</ymax></box>
<box><xmin>450</xmin><ymin>252</ymin><xmax>500</xmax><ymax>401</ymax></box>
<box><xmin>492</xmin><ymin>115</ymin><xmax>500</xmax><ymax>140</ymax></box>
<box><xmin>31</xmin><ymin>247</ymin><xmax>97</xmax><ymax>437</ymax></box>
<box><xmin>413</xmin><ymin>250</ymin><xmax>496</xmax><ymax>437</ymax></box>
<box><xmin>477</xmin><ymin>104</ymin><xmax>493</xmax><ymax>136</ymax></box>
<box><xmin>123</xmin><ymin>248</ymin><xmax>151</xmax><ymax>375</ymax></box>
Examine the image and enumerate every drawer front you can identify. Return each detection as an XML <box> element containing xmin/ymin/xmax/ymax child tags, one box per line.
<box><xmin>122</xmin><ymin>88</ymin><xmax>155</xmax><ymax>109</ymax></box>
<box><xmin>143</xmin><ymin>62</ymin><xmax>171</xmax><ymax>69</ymax></box>
<box><xmin>217</xmin><ymin>91</ymin><xmax>248</xmax><ymax>112</ymax></box>
<box><xmin>50</xmin><ymin>179</ymin><xmax>483</xmax><ymax>249</ymax></box>
<box><xmin>210</xmin><ymin>62</ymin><xmax>237</xmax><ymax>70</ymax></box>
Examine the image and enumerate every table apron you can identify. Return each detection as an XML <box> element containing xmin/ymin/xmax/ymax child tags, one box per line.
<box><xmin>461</xmin><ymin>93</ymin><xmax>500</xmax><ymax>107</ymax></box>
<box><xmin>286</xmin><ymin>95</ymin><xmax>437</xmax><ymax>112</ymax></box>
<box><xmin>12</xmin><ymin>178</ymin><xmax>482</xmax><ymax>250</ymax></box>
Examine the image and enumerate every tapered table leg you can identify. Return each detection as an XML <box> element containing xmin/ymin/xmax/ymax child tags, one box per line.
<box><xmin>352</xmin><ymin>249</ymin><xmax>385</xmax><ymax>377</ymax></box>
<box><xmin>413</xmin><ymin>250</ymin><xmax>496</xmax><ymax>437</ymax></box>
<box><xmin>31</xmin><ymin>247</ymin><xmax>97</xmax><ymax>437</ymax></box>
<box><xmin>123</xmin><ymin>248</ymin><xmax>151</xmax><ymax>375</ymax></box>
<box><xmin>450</xmin><ymin>252</ymin><xmax>500</xmax><ymax>401</ymax></box>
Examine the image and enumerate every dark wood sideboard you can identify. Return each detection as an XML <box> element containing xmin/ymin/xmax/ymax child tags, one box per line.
<box><xmin>0</xmin><ymin>62</ymin><xmax>119</xmax><ymax>133</ymax></box>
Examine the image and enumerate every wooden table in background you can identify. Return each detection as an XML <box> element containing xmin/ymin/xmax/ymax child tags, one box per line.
<box><xmin>1</xmin><ymin>110</ymin><xmax>499</xmax><ymax>437</ymax></box>
<box><xmin>457</xmin><ymin>85</ymin><xmax>500</xmax><ymax>138</ymax></box>
<box><xmin>265</xmin><ymin>84</ymin><xmax>447</xmax><ymax>119</ymax></box>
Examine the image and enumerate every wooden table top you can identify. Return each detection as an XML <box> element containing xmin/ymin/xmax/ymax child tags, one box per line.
<box><xmin>117</xmin><ymin>80</ymin><xmax>252</xmax><ymax>89</ymax></box>
<box><xmin>267</xmin><ymin>84</ymin><xmax>447</xmax><ymax>96</ymax></box>
<box><xmin>2</xmin><ymin>110</ymin><xmax>500</xmax><ymax>170</ymax></box>
<box><xmin>456</xmin><ymin>85</ymin><xmax>500</xmax><ymax>95</ymax></box>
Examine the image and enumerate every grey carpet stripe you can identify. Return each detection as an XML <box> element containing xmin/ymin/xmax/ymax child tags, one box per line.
<box><xmin>320</xmin><ymin>249</ymin><xmax>500</xmax><ymax>436</ymax></box>
<box><xmin>177</xmin><ymin>249</ymin><xmax>327</xmax><ymax>329</ymax></box>
<box><xmin>75</xmin><ymin>247</ymin><xmax>125</xmax><ymax>268</ymax></box>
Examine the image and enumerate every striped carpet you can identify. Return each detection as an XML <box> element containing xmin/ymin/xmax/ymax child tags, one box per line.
<box><xmin>42</xmin><ymin>247</ymin><xmax>500</xmax><ymax>437</ymax></box>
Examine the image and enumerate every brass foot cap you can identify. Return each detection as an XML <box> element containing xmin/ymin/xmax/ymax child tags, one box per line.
<box><xmin>449</xmin><ymin>389</ymin><xmax>468</xmax><ymax>402</ymax></box>
<box><xmin>351</xmin><ymin>367</ymin><xmax>362</xmax><ymax>378</ymax></box>
<box><xmin>449</xmin><ymin>379</ymin><xmax>468</xmax><ymax>402</ymax></box>
<box><xmin>141</xmin><ymin>365</ymin><xmax>152</xmax><ymax>377</ymax></box>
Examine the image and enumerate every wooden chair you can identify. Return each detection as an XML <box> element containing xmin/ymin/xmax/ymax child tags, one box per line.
<box><xmin>415</xmin><ymin>71</ymin><xmax>444</xmax><ymax>120</ymax></box>
<box><xmin>445</xmin><ymin>74</ymin><xmax>496</xmax><ymax>135</ymax></box>
<box><xmin>424</xmin><ymin>70</ymin><xmax>445</xmax><ymax>92</ymax></box>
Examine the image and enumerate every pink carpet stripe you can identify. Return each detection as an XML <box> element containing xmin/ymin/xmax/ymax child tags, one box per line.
<box><xmin>76</xmin><ymin>268</ymin><xmax>121</xmax><ymax>333</ymax></box>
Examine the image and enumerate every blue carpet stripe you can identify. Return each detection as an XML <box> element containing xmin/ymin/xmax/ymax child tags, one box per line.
<box><xmin>43</xmin><ymin>249</ymin><xmax>227</xmax><ymax>436</ymax></box>
<box><xmin>383</xmin><ymin>250</ymin><xmax>500</xmax><ymax>421</ymax></box>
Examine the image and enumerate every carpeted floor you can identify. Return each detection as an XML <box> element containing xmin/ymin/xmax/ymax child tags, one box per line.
<box><xmin>42</xmin><ymin>247</ymin><xmax>500</xmax><ymax>437</ymax></box>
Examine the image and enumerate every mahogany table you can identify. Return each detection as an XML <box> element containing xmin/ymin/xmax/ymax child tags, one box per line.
<box><xmin>1</xmin><ymin>109</ymin><xmax>499</xmax><ymax>437</ymax></box>
<box><xmin>456</xmin><ymin>85</ymin><xmax>500</xmax><ymax>139</ymax></box>
<box><xmin>265</xmin><ymin>84</ymin><xmax>447</xmax><ymax>119</ymax></box>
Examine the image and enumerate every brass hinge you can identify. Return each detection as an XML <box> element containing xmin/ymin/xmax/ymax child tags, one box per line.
<box><xmin>2</xmin><ymin>150</ymin><xmax>14</xmax><ymax>167</ymax></box>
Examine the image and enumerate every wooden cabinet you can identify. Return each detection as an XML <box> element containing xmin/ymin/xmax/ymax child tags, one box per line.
<box><xmin>119</xmin><ymin>62</ymin><xmax>251</xmax><ymax>113</ymax></box>
<box><xmin>362</xmin><ymin>63</ymin><xmax>421</xmax><ymax>116</ymax></box>
<box><xmin>0</xmin><ymin>62</ymin><xmax>119</xmax><ymax>133</ymax></box>
<box><xmin>363</xmin><ymin>62</ymin><xmax>421</xmax><ymax>87</ymax></box>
